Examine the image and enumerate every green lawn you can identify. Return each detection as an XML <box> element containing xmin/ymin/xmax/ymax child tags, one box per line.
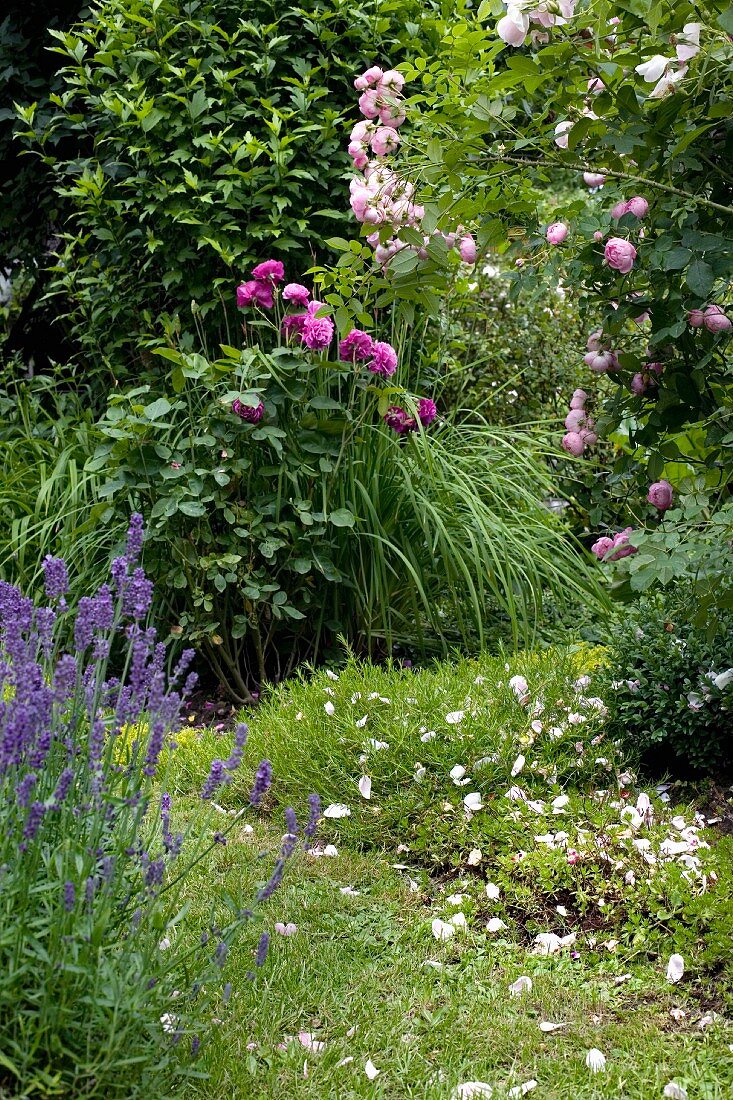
<box><xmin>166</xmin><ymin>651</ymin><xmax>733</xmax><ymax>1099</ymax></box>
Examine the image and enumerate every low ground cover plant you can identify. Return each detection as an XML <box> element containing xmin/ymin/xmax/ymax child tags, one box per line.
<box><xmin>0</xmin><ymin>514</ymin><xmax>311</xmax><ymax>1097</ymax></box>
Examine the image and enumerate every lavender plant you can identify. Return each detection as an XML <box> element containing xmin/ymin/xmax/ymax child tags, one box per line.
<box><xmin>0</xmin><ymin>514</ymin><xmax>314</xmax><ymax>1097</ymax></box>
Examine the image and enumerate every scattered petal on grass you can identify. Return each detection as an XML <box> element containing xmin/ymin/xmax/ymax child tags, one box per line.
<box><xmin>451</xmin><ymin>1082</ymin><xmax>493</xmax><ymax>1098</ymax></box>
<box><xmin>666</xmin><ymin>954</ymin><xmax>685</xmax><ymax>983</ymax></box>
<box><xmin>432</xmin><ymin>918</ymin><xmax>456</xmax><ymax>941</ymax></box>
<box><xmin>509</xmin><ymin>976</ymin><xmax>532</xmax><ymax>996</ymax></box>
<box><xmin>274</xmin><ymin>922</ymin><xmax>298</xmax><ymax>936</ymax></box>
<box><xmin>539</xmin><ymin>1021</ymin><xmax>567</xmax><ymax>1033</ymax></box>
<box><xmin>420</xmin><ymin>730</ymin><xmax>437</xmax><ymax>742</ymax></box>
<box><xmin>323</xmin><ymin>804</ymin><xmax>350</xmax><ymax>819</ymax></box>
<box><xmin>324</xmin><ymin>701</ymin><xmax>335</xmax><ymax>716</ymax></box>
<box><xmin>613</xmin><ymin>973</ymin><xmax>632</xmax><ymax>985</ymax></box>
<box><xmin>358</xmin><ymin>775</ymin><xmax>372</xmax><ymax>799</ymax></box>
<box><xmin>467</xmin><ymin>848</ymin><xmax>482</xmax><ymax>866</ymax></box>
<box><xmin>450</xmin><ymin>765</ymin><xmax>467</xmax><ymax>781</ymax></box>
<box><xmin>663</xmin><ymin>1084</ymin><xmax>688</xmax><ymax>1100</ymax></box>
<box><xmin>669</xmin><ymin>1008</ymin><xmax>686</xmax><ymax>1022</ymax></box>
<box><xmin>339</xmin><ymin>886</ymin><xmax>360</xmax><ymax>896</ymax></box>
<box><xmin>365</xmin><ymin>1059</ymin><xmax>380</xmax><ymax>1080</ymax></box>
<box><xmin>423</xmin><ymin>960</ymin><xmax>444</xmax><ymax>970</ymax></box>
<box><xmin>511</xmin><ymin>754</ymin><xmax>525</xmax><ymax>777</ymax></box>
<box><xmin>485</xmin><ymin>882</ymin><xmax>501</xmax><ymax>900</ymax></box>
<box><xmin>463</xmin><ymin>792</ymin><xmax>483</xmax><ymax>812</ymax></box>
<box><xmin>336</xmin><ymin>1056</ymin><xmax>354</xmax><ymax>1069</ymax></box>
<box><xmin>298</xmin><ymin>1031</ymin><xmax>325</xmax><ymax>1053</ymax></box>
<box><xmin>585</xmin><ymin>1048</ymin><xmax>606</xmax><ymax>1073</ymax></box>
<box><xmin>366</xmin><ymin>738</ymin><xmax>389</xmax><ymax>750</ymax></box>
<box><xmin>486</xmin><ymin>918</ymin><xmax>506</xmax><ymax>933</ymax></box>
<box><xmin>356</xmin><ymin>715</ymin><xmax>368</xmax><ymax>728</ymax></box>
<box><xmin>160</xmin><ymin>1013</ymin><xmax>178</xmax><ymax>1033</ymax></box>
<box><xmin>508</xmin><ymin>1082</ymin><xmax>537</xmax><ymax>1098</ymax></box>
<box><xmin>552</xmin><ymin>794</ymin><xmax>570</xmax><ymax>811</ymax></box>
<box><xmin>450</xmin><ymin>912</ymin><xmax>467</xmax><ymax>929</ymax></box>
<box><xmin>446</xmin><ymin>711</ymin><xmax>465</xmax><ymax>725</ymax></box>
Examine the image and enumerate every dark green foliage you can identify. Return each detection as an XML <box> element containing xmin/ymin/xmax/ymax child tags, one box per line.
<box><xmin>23</xmin><ymin>0</ymin><xmax>439</xmax><ymax>375</ymax></box>
<box><xmin>598</xmin><ymin>594</ymin><xmax>733</xmax><ymax>774</ymax></box>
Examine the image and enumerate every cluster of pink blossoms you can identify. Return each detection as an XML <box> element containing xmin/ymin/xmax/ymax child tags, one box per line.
<box><xmin>631</xmin><ymin>360</ymin><xmax>663</xmax><ymax>397</ymax></box>
<box><xmin>236</xmin><ymin>259</ymin><xmax>285</xmax><ymax>309</ymax></box>
<box><xmin>348</xmin><ymin>65</ymin><xmax>476</xmax><ymax>269</ymax></box>
<box><xmin>561</xmin><ymin>389</ymin><xmax>597</xmax><ymax>456</ymax></box>
<box><xmin>384</xmin><ymin>399</ymin><xmax>437</xmax><ymax>435</ymax></box>
<box><xmin>583</xmin><ymin>329</ymin><xmax>619</xmax><ymax>374</ymax></box>
<box><xmin>688</xmin><ymin>305</ymin><xmax>732</xmax><ymax>333</ymax></box>
<box><xmin>497</xmin><ymin>0</ymin><xmax>577</xmax><ymax>48</ymax></box>
<box><xmin>591</xmin><ymin>527</ymin><xmax>638</xmax><ymax>562</ymax></box>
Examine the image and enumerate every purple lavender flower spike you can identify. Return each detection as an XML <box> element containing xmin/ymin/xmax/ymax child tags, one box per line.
<box><xmin>43</xmin><ymin>556</ymin><xmax>69</xmax><ymax>603</ymax></box>
<box><xmin>223</xmin><ymin>723</ymin><xmax>248</xmax><ymax>772</ymax></box>
<box><xmin>201</xmin><ymin>759</ymin><xmax>226</xmax><ymax>800</ymax></box>
<box><xmin>125</xmin><ymin>513</ymin><xmax>145</xmax><ymax>562</ymax></box>
<box><xmin>249</xmin><ymin>759</ymin><xmax>272</xmax><ymax>806</ymax></box>
<box><xmin>303</xmin><ymin>793</ymin><xmax>321</xmax><ymax>841</ymax></box>
<box><xmin>255</xmin><ymin>932</ymin><xmax>269</xmax><ymax>967</ymax></box>
<box><xmin>63</xmin><ymin>881</ymin><xmax>75</xmax><ymax>911</ymax></box>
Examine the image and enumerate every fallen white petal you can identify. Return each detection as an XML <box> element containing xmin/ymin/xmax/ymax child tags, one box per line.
<box><xmin>467</xmin><ymin>848</ymin><xmax>482</xmax><ymax>866</ymax></box>
<box><xmin>446</xmin><ymin>711</ymin><xmax>465</xmax><ymax>725</ymax></box>
<box><xmin>486</xmin><ymin>917</ymin><xmax>506</xmax><ymax>933</ymax></box>
<box><xmin>358</xmin><ymin>775</ymin><xmax>372</xmax><ymax>800</ymax></box>
<box><xmin>666</xmin><ymin>953</ymin><xmax>685</xmax><ymax>983</ymax></box>
<box><xmin>539</xmin><ymin>1021</ymin><xmax>566</xmax><ymax>1032</ymax></box>
<box><xmin>451</xmin><ymin>1084</ymin><xmax>493</xmax><ymax>1100</ymax></box>
<box><xmin>509</xmin><ymin>976</ymin><xmax>532</xmax><ymax>996</ymax></box>
<box><xmin>323</xmin><ymin>803</ymin><xmax>350</xmax><ymax>819</ymax></box>
<box><xmin>450</xmin><ymin>912</ymin><xmax>468</xmax><ymax>929</ymax></box>
<box><xmin>463</xmin><ymin>792</ymin><xmax>483</xmax><ymax>812</ymax></box>
<box><xmin>508</xmin><ymin>1082</ymin><xmax>537</xmax><ymax>1098</ymax></box>
<box><xmin>432</xmin><ymin>918</ymin><xmax>456</xmax><ymax>941</ymax></box>
<box><xmin>511</xmin><ymin>754</ymin><xmax>525</xmax><ymax>777</ymax></box>
<box><xmin>420</xmin><ymin>730</ymin><xmax>436</xmax><ymax>742</ymax></box>
<box><xmin>298</xmin><ymin>1031</ymin><xmax>325</xmax><ymax>1053</ymax></box>
<box><xmin>324</xmin><ymin>701</ymin><xmax>335</xmax><ymax>716</ymax></box>
<box><xmin>663</xmin><ymin>1084</ymin><xmax>688</xmax><ymax>1100</ymax></box>
<box><xmin>336</xmin><ymin>1056</ymin><xmax>354</xmax><ymax>1068</ymax></box>
<box><xmin>450</xmin><ymin>764</ymin><xmax>467</xmax><ymax>781</ymax></box>
<box><xmin>485</xmin><ymin>882</ymin><xmax>501</xmax><ymax>900</ymax></box>
<box><xmin>585</xmin><ymin>1048</ymin><xmax>606</xmax><ymax>1073</ymax></box>
<box><xmin>339</xmin><ymin>886</ymin><xmax>360</xmax><ymax>896</ymax></box>
<box><xmin>364</xmin><ymin>1059</ymin><xmax>380</xmax><ymax>1080</ymax></box>
<box><xmin>356</xmin><ymin>715</ymin><xmax>368</xmax><ymax>728</ymax></box>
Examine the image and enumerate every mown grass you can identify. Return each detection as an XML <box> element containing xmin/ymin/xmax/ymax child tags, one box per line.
<box><xmin>164</xmin><ymin>649</ymin><xmax>733</xmax><ymax>1098</ymax></box>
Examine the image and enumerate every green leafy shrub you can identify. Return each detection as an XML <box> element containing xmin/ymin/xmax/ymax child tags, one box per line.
<box><xmin>21</xmin><ymin>0</ymin><xmax>439</xmax><ymax>376</ymax></box>
<box><xmin>89</xmin><ymin>261</ymin><xmax>600</xmax><ymax>699</ymax></box>
<box><xmin>0</xmin><ymin>516</ymin><xmax>306</xmax><ymax>1097</ymax></box>
<box><xmin>596</xmin><ymin>593</ymin><xmax>733</xmax><ymax>774</ymax></box>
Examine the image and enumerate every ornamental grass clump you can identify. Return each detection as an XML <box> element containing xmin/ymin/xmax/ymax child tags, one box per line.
<box><xmin>0</xmin><ymin>515</ymin><xmax>312</xmax><ymax>1098</ymax></box>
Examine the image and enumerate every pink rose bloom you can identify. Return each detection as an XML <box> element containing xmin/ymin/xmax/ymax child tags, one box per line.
<box><xmin>584</xmin><ymin>349</ymin><xmax>618</xmax><ymax>373</ymax></box>
<box><xmin>630</xmin><ymin>372</ymin><xmax>646</xmax><ymax>396</ymax></box>
<box><xmin>703</xmin><ymin>305</ymin><xmax>732</xmax><ymax>333</ymax></box>
<box><xmin>562</xmin><ymin>432</ymin><xmax>585</xmax><ymax>456</ymax></box>
<box><xmin>593</xmin><ymin>230</ymin><xmax>603</xmax><ymax>241</ymax></box>
<box><xmin>586</xmin><ymin>329</ymin><xmax>603</xmax><ymax>352</ymax></box>
<box><xmin>358</xmin><ymin>90</ymin><xmax>381</xmax><ymax>119</ymax></box>
<box><xmin>583</xmin><ymin>172</ymin><xmax>606</xmax><ymax>188</ymax></box>
<box><xmin>339</xmin><ymin>329</ymin><xmax>374</xmax><ymax>362</ymax></box>
<box><xmin>355</xmin><ymin>66</ymin><xmax>383</xmax><ymax>90</ymax></box>
<box><xmin>370</xmin><ymin>126</ymin><xmax>400</xmax><ymax>157</ymax></box>
<box><xmin>687</xmin><ymin>308</ymin><xmax>705</xmax><ymax>328</ymax></box>
<box><xmin>350</xmin><ymin>121</ymin><xmax>373</xmax><ymax>142</ymax></box>
<box><xmin>554</xmin><ymin>120</ymin><xmax>573</xmax><ymax>148</ymax></box>
<box><xmin>587</xmin><ymin>77</ymin><xmax>605</xmax><ymax>94</ymax></box>
<box><xmin>459</xmin><ymin>235</ymin><xmax>477</xmax><ymax>264</ymax></box>
<box><xmin>418</xmin><ymin>397</ymin><xmax>437</xmax><ymax>426</ymax></box>
<box><xmin>609</xmin><ymin>527</ymin><xmax>637</xmax><ymax>560</ymax></box>
<box><xmin>232</xmin><ymin>398</ymin><xmax>264</xmax><ymax>423</ymax></box>
<box><xmin>378</xmin><ymin>103</ymin><xmax>406</xmax><ymax>127</ymax></box>
<box><xmin>581</xmin><ymin>428</ymin><xmax>598</xmax><ymax>445</ymax></box>
<box><xmin>282</xmin><ymin>313</ymin><xmax>307</xmax><ymax>338</ymax></box>
<box><xmin>251</xmin><ymin>259</ymin><xmax>285</xmax><ymax>284</ymax></box>
<box><xmin>237</xmin><ymin>280</ymin><xmax>274</xmax><ymax>309</ymax></box>
<box><xmin>497</xmin><ymin>6</ymin><xmax>529</xmax><ymax>46</ymax></box>
<box><xmin>282</xmin><ymin>283</ymin><xmax>310</xmax><ymax>307</ymax></box>
<box><xmin>384</xmin><ymin>406</ymin><xmax>416</xmax><ymax>434</ymax></box>
<box><xmin>546</xmin><ymin>222</ymin><xmax>568</xmax><ymax>244</ymax></box>
<box><xmin>348</xmin><ymin>140</ymin><xmax>369</xmax><ymax>169</ymax></box>
<box><xmin>610</xmin><ymin>200</ymin><xmax>629</xmax><ymax>220</ymax></box>
<box><xmin>605</xmin><ymin>237</ymin><xmax>637</xmax><ymax>274</ymax></box>
<box><xmin>591</xmin><ymin>536</ymin><xmax>614</xmax><ymax>560</ymax></box>
<box><xmin>379</xmin><ymin>69</ymin><xmax>405</xmax><ymax>93</ymax></box>
<box><xmin>368</xmin><ymin>341</ymin><xmax>398</xmax><ymax>377</ymax></box>
<box><xmin>647</xmin><ymin>480</ymin><xmax>674</xmax><ymax>510</ymax></box>
<box><xmin>626</xmin><ymin>196</ymin><xmax>649</xmax><ymax>218</ymax></box>
<box><xmin>565</xmin><ymin>409</ymin><xmax>585</xmax><ymax>431</ymax></box>
<box><xmin>302</xmin><ymin>313</ymin><xmax>334</xmax><ymax>351</ymax></box>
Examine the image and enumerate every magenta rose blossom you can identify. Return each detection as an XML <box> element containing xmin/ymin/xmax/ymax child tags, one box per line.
<box><xmin>546</xmin><ymin>222</ymin><xmax>568</xmax><ymax>244</ymax></box>
<box><xmin>703</xmin><ymin>305</ymin><xmax>732</xmax><ymax>333</ymax></box>
<box><xmin>591</xmin><ymin>536</ymin><xmax>614</xmax><ymax>560</ymax></box>
<box><xmin>384</xmin><ymin>406</ymin><xmax>415</xmax><ymax>434</ymax></box>
<box><xmin>647</xmin><ymin>480</ymin><xmax>674</xmax><ymax>510</ymax></box>
<box><xmin>251</xmin><ymin>259</ymin><xmax>285</xmax><ymax>284</ymax></box>
<box><xmin>459</xmin><ymin>235</ymin><xmax>477</xmax><ymax>264</ymax></box>
<box><xmin>608</xmin><ymin>527</ymin><xmax>638</xmax><ymax>560</ymax></box>
<box><xmin>417</xmin><ymin>398</ymin><xmax>437</xmax><ymax>426</ymax></box>
<box><xmin>237</xmin><ymin>280</ymin><xmax>274</xmax><ymax>309</ymax></box>
<box><xmin>302</xmin><ymin>313</ymin><xmax>334</xmax><ymax>351</ymax></box>
<box><xmin>583</xmin><ymin>172</ymin><xmax>606</xmax><ymax>188</ymax></box>
<box><xmin>687</xmin><ymin>308</ymin><xmax>705</xmax><ymax>328</ymax></box>
<box><xmin>282</xmin><ymin>313</ymin><xmax>307</xmax><ymax>338</ymax></box>
<box><xmin>610</xmin><ymin>200</ymin><xmax>629</xmax><ymax>220</ymax></box>
<box><xmin>561</xmin><ymin>431</ymin><xmax>585</xmax><ymax>456</ymax></box>
<box><xmin>604</xmin><ymin>237</ymin><xmax>637</xmax><ymax>274</ymax></box>
<box><xmin>626</xmin><ymin>196</ymin><xmax>649</xmax><ymax>218</ymax></box>
<box><xmin>282</xmin><ymin>283</ymin><xmax>310</xmax><ymax>307</ymax></box>
<box><xmin>232</xmin><ymin>398</ymin><xmax>264</xmax><ymax>423</ymax></box>
<box><xmin>367</xmin><ymin>341</ymin><xmax>398</xmax><ymax>377</ymax></box>
<box><xmin>339</xmin><ymin>329</ymin><xmax>374</xmax><ymax>362</ymax></box>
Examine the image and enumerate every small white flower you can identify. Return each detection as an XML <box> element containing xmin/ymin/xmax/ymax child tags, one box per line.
<box><xmin>713</xmin><ymin>667</ymin><xmax>733</xmax><ymax>690</ymax></box>
<box><xmin>485</xmin><ymin>882</ymin><xmax>500</xmax><ymax>900</ymax></box>
<box><xmin>420</xmin><ymin>730</ymin><xmax>436</xmax><ymax>742</ymax></box>
<box><xmin>486</xmin><ymin>917</ymin><xmax>506</xmax><ymax>933</ymax></box>
<box><xmin>446</xmin><ymin>711</ymin><xmax>465</xmax><ymax>725</ymax></box>
<box><xmin>585</xmin><ymin>1048</ymin><xmax>606</xmax><ymax>1073</ymax></box>
<box><xmin>508</xmin><ymin>976</ymin><xmax>532</xmax><ymax>996</ymax></box>
<box><xmin>414</xmin><ymin>764</ymin><xmax>427</xmax><ymax>781</ymax></box>
<box><xmin>158</xmin><ymin>936</ymin><xmax>172</xmax><ymax>951</ymax></box>
<box><xmin>358</xmin><ymin>775</ymin><xmax>372</xmax><ymax>800</ymax></box>
<box><xmin>324</xmin><ymin>701</ymin><xmax>335</xmax><ymax>716</ymax></box>
<box><xmin>467</xmin><ymin>848</ymin><xmax>482</xmax><ymax>866</ymax></box>
<box><xmin>511</xmin><ymin>754</ymin><xmax>525</xmax><ymax>777</ymax></box>
<box><xmin>432</xmin><ymin>918</ymin><xmax>456</xmax><ymax>941</ymax></box>
<box><xmin>666</xmin><ymin>954</ymin><xmax>685</xmax><ymax>983</ymax></box>
<box><xmin>160</xmin><ymin>1013</ymin><xmax>178</xmax><ymax>1034</ymax></box>
<box><xmin>635</xmin><ymin>54</ymin><xmax>671</xmax><ymax>82</ymax></box>
<box><xmin>509</xmin><ymin>674</ymin><xmax>529</xmax><ymax>697</ymax></box>
<box><xmin>326</xmin><ymin>669</ymin><xmax>339</xmax><ymax>680</ymax></box>
<box><xmin>649</xmin><ymin>66</ymin><xmax>687</xmax><ymax>99</ymax></box>
<box><xmin>663</xmin><ymin>1083</ymin><xmax>688</xmax><ymax>1100</ymax></box>
<box><xmin>364</xmin><ymin>1059</ymin><xmax>380</xmax><ymax>1080</ymax></box>
<box><xmin>463</xmin><ymin>792</ymin><xmax>483</xmax><ymax>812</ymax></box>
<box><xmin>323</xmin><ymin>803</ymin><xmax>350</xmax><ymax>818</ymax></box>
